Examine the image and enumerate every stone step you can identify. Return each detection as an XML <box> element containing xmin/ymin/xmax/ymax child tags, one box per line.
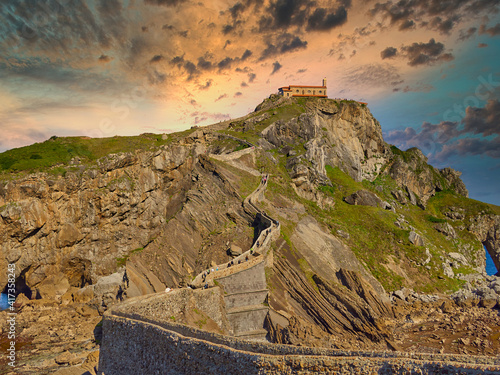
<box><xmin>233</xmin><ymin>329</ymin><xmax>268</xmax><ymax>340</ymax></box>
<box><xmin>224</xmin><ymin>289</ymin><xmax>268</xmax><ymax>311</ymax></box>
<box><xmin>224</xmin><ymin>288</ymin><xmax>268</xmax><ymax>297</ymax></box>
<box><xmin>226</xmin><ymin>304</ymin><xmax>269</xmax><ymax>315</ymax></box>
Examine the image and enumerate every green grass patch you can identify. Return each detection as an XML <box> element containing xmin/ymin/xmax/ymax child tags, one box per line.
<box><xmin>318</xmin><ymin>184</ymin><xmax>335</xmax><ymax>196</ymax></box>
<box><xmin>427</xmin><ymin>215</ymin><xmax>446</xmax><ymax>223</ymax></box>
<box><xmin>116</xmin><ymin>247</ymin><xmax>144</xmax><ymax>267</ymax></box>
<box><xmin>220</xmin><ymin>100</ymin><xmax>306</xmax><ymax>144</ymax></box>
<box><xmin>297</xmin><ymin>258</ymin><xmax>319</xmax><ymax>292</ymax></box>
<box><xmin>0</xmin><ymin>133</ymin><xmax>173</xmax><ymax>175</ymax></box>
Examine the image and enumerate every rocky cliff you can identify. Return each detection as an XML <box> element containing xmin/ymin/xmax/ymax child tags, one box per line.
<box><xmin>1</xmin><ymin>96</ymin><xmax>499</xmax><ymax>373</ymax></box>
<box><xmin>0</xmin><ymin>137</ymin><xmax>254</xmax><ymax>310</ymax></box>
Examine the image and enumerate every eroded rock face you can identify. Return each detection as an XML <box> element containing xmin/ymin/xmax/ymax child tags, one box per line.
<box><xmin>343</xmin><ymin>190</ymin><xmax>393</xmax><ymax>211</ymax></box>
<box><xmin>270</xmin><ymin>257</ymin><xmax>394</xmax><ymax>349</ymax></box>
<box><xmin>468</xmin><ymin>214</ymin><xmax>500</xmax><ymax>275</ymax></box>
<box><xmin>0</xmin><ymin>146</ymin><xmax>252</xmax><ymax>300</ymax></box>
<box><xmin>385</xmin><ymin>148</ymin><xmax>468</xmax><ymax>206</ymax></box>
<box><xmin>261</xmin><ymin>100</ymin><xmax>389</xmax><ymax>183</ymax></box>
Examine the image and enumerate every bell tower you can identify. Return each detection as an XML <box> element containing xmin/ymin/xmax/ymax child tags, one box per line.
<box><xmin>322</xmin><ymin>78</ymin><xmax>327</xmax><ymax>87</ymax></box>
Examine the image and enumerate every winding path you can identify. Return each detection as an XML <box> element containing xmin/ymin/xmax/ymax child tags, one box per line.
<box><xmin>190</xmin><ymin>170</ymin><xmax>279</xmax><ymax>289</ymax></box>
<box><xmin>209</xmin><ymin>144</ymin><xmax>261</xmax><ymax>177</ymax></box>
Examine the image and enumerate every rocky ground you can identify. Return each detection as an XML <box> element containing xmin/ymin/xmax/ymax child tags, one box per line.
<box><xmin>390</xmin><ymin>279</ymin><xmax>500</xmax><ymax>356</ymax></box>
<box><xmin>0</xmin><ymin>295</ymin><xmax>100</xmax><ymax>375</ymax></box>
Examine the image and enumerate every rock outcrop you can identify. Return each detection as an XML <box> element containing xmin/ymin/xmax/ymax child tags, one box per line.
<box><xmin>270</xmin><ymin>257</ymin><xmax>393</xmax><ymax>349</ymax></box>
<box><xmin>0</xmin><ymin>146</ymin><xmax>253</xmax><ymax>303</ymax></box>
<box><xmin>260</xmin><ymin>99</ymin><xmax>389</xmax><ymax>183</ymax></box>
<box><xmin>385</xmin><ymin>147</ymin><xmax>468</xmax><ymax>206</ymax></box>
<box><xmin>468</xmin><ymin>214</ymin><xmax>500</xmax><ymax>275</ymax></box>
<box><xmin>344</xmin><ymin>189</ymin><xmax>394</xmax><ymax>211</ymax></box>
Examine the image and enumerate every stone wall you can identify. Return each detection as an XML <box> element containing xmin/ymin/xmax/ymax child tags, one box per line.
<box><xmin>98</xmin><ymin>313</ymin><xmax>500</xmax><ymax>375</ymax></box>
<box><xmin>224</xmin><ymin>290</ymin><xmax>268</xmax><ymax>310</ymax></box>
<box><xmin>115</xmin><ymin>287</ymin><xmax>227</xmax><ymax>331</ymax></box>
<box><xmin>216</xmin><ymin>261</ymin><xmax>267</xmax><ymax>295</ymax></box>
<box><xmin>226</xmin><ymin>306</ymin><xmax>269</xmax><ymax>336</ymax></box>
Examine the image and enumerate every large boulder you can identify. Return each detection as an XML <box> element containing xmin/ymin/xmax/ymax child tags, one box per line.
<box><xmin>344</xmin><ymin>190</ymin><xmax>393</xmax><ymax>211</ymax></box>
<box><xmin>227</xmin><ymin>244</ymin><xmax>243</xmax><ymax>257</ymax></box>
<box><xmin>409</xmin><ymin>231</ymin><xmax>424</xmax><ymax>246</ymax></box>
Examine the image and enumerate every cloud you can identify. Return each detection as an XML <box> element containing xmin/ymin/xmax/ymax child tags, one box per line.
<box><xmin>0</xmin><ymin>57</ymin><xmax>121</xmax><ymax>92</ymax></box>
<box><xmin>462</xmin><ymin>99</ymin><xmax>500</xmax><ymax>137</ymax></box>
<box><xmin>435</xmin><ymin>137</ymin><xmax>500</xmax><ymax>160</ymax></box>
<box><xmin>241</xmin><ymin>49</ymin><xmax>253</xmax><ymax>61</ymax></box>
<box><xmin>150</xmin><ymin>55</ymin><xmax>164</xmax><ymax>63</ymax></box>
<box><xmin>248</xmin><ymin>73</ymin><xmax>256</xmax><ymax>82</ymax></box>
<box><xmin>217</xmin><ymin>57</ymin><xmax>235</xmax><ymax>71</ymax></box>
<box><xmin>190</xmin><ymin>111</ymin><xmax>231</xmax><ymax>125</ymax></box>
<box><xmin>197</xmin><ymin>56</ymin><xmax>213</xmax><ymax>71</ymax></box>
<box><xmin>241</xmin><ymin>81</ymin><xmax>248</xmax><ymax>87</ymax></box>
<box><xmin>342</xmin><ymin>63</ymin><xmax>402</xmax><ymax>88</ymax></box>
<box><xmin>386</xmin><ymin>121</ymin><xmax>461</xmax><ymax>149</ymax></box>
<box><xmin>385</xmin><ymin>99</ymin><xmax>500</xmax><ymax>162</ymax></box>
<box><xmin>393</xmin><ymin>83</ymin><xmax>435</xmax><ymax>93</ymax></box>
<box><xmin>215</xmin><ymin>94</ymin><xmax>227</xmax><ymax>102</ymax></box>
<box><xmin>271</xmin><ymin>61</ymin><xmax>282</xmax><ymax>75</ymax></box>
<box><xmin>147</xmin><ymin>69</ymin><xmax>166</xmax><ymax>84</ymax></box>
<box><xmin>398</xmin><ymin>19</ymin><xmax>415</xmax><ymax>31</ymax></box>
<box><xmin>478</xmin><ymin>43</ymin><xmax>488</xmax><ymax>48</ymax></box>
<box><xmin>170</xmin><ymin>56</ymin><xmax>200</xmax><ymax>80</ymax></box>
<box><xmin>98</xmin><ymin>55</ymin><xmax>112</xmax><ymax>63</ymax></box>
<box><xmin>458</xmin><ymin>27</ymin><xmax>477</xmax><ymax>41</ymax></box>
<box><xmin>222</xmin><ymin>24</ymin><xmax>235</xmax><ymax>35</ymax></box>
<box><xmin>0</xmin><ymin>0</ymin><xmax>127</xmax><ymax>54</ymax></box>
<box><xmin>229</xmin><ymin>2</ymin><xmax>246</xmax><ymax>19</ymax></box>
<box><xmin>234</xmin><ymin>92</ymin><xmax>243</xmax><ymax>97</ymax></box>
<box><xmin>257</xmin><ymin>0</ymin><xmax>350</xmax><ymax>33</ymax></box>
<box><xmin>380</xmin><ymin>46</ymin><xmax>397</xmax><ymax>59</ymax></box>
<box><xmin>400</xmin><ymin>38</ymin><xmax>454</xmax><ymax>66</ymax></box>
<box><xmin>479</xmin><ymin>23</ymin><xmax>500</xmax><ymax>36</ymax></box>
<box><xmin>198</xmin><ymin>79</ymin><xmax>212</xmax><ymax>90</ymax></box>
<box><xmin>144</xmin><ymin>0</ymin><xmax>187</xmax><ymax>6</ymax></box>
<box><xmin>259</xmin><ymin>33</ymin><xmax>308</xmax><ymax>60</ymax></box>
<box><xmin>370</xmin><ymin>0</ymin><xmax>500</xmax><ymax>35</ymax></box>
<box><xmin>306</xmin><ymin>7</ymin><xmax>348</xmax><ymax>31</ymax></box>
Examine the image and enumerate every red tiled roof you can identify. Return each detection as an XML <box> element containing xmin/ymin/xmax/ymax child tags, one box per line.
<box><xmin>288</xmin><ymin>85</ymin><xmax>326</xmax><ymax>88</ymax></box>
<box><xmin>289</xmin><ymin>94</ymin><xmax>328</xmax><ymax>97</ymax></box>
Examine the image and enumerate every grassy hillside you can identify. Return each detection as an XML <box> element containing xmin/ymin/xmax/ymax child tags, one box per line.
<box><xmin>0</xmin><ymin>133</ymin><xmax>180</xmax><ymax>177</ymax></box>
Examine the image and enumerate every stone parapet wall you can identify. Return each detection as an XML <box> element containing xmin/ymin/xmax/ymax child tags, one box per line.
<box><xmin>98</xmin><ymin>314</ymin><xmax>500</xmax><ymax>375</ymax></box>
<box><xmin>217</xmin><ymin>261</ymin><xmax>267</xmax><ymax>295</ymax></box>
<box><xmin>224</xmin><ymin>290</ymin><xmax>268</xmax><ymax>310</ymax></box>
<box><xmin>112</xmin><ymin>287</ymin><xmax>226</xmax><ymax>329</ymax></box>
<box><xmin>227</xmin><ymin>306</ymin><xmax>269</xmax><ymax>335</ymax></box>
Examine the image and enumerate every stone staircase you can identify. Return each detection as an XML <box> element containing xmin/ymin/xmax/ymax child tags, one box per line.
<box><xmin>216</xmin><ymin>261</ymin><xmax>269</xmax><ymax>341</ymax></box>
<box><xmin>189</xmin><ymin>147</ymin><xmax>280</xmax><ymax>340</ymax></box>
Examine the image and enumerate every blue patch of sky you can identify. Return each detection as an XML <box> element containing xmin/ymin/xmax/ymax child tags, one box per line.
<box><xmin>485</xmin><ymin>246</ymin><xmax>497</xmax><ymax>276</ymax></box>
<box><xmin>369</xmin><ymin>36</ymin><xmax>500</xmax><ymax>208</ymax></box>
<box><xmin>0</xmin><ymin>293</ymin><xmax>8</xmax><ymax>310</ymax></box>
<box><xmin>371</xmin><ymin>37</ymin><xmax>500</xmax><ymax>133</ymax></box>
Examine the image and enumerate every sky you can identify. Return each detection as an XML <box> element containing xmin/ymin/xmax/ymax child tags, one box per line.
<box><xmin>0</xmin><ymin>0</ymin><xmax>499</xmax><ymax>205</ymax></box>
